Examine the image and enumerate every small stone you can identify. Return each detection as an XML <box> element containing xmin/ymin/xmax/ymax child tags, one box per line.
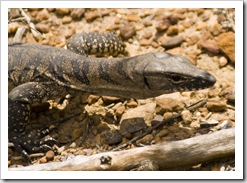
<box><xmin>102</xmin><ymin>96</ymin><xmax>123</xmax><ymax>105</ymax></box>
<box><xmin>181</xmin><ymin>110</ymin><xmax>192</xmax><ymax>124</ymax></box>
<box><xmin>64</xmin><ymin>27</ymin><xmax>76</xmax><ymax>39</ymax></box>
<box><xmin>161</xmin><ymin>35</ymin><xmax>184</xmax><ymax>49</ymax></box>
<box><xmin>155</xmin><ymin>97</ymin><xmax>184</xmax><ymax>115</ymax></box>
<box><xmin>8</xmin><ymin>22</ymin><xmax>20</xmax><ymax>34</ymax></box>
<box><xmin>100</xmin><ymin>130</ymin><xmax>123</xmax><ymax>145</ymax></box>
<box><xmin>215</xmin><ymin>32</ymin><xmax>235</xmax><ymax>63</ymax></box>
<box><xmin>36</xmin><ymin>9</ymin><xmax>50</xmax><ymax>21</ymax></box>
<box><xmin>196</xmin><ymin>22</ymin><xmax>207</xmax><ymax>30</ymax></box>
<box><xmin>120</xmin><ymin>23</ymin><xmax>136</xmax><ymax>40</ymax></box>
<box><xmin>39</xmin><ymin>156</ymin><xmax>47</xmax><ymax>163</ymax></box>
<box><xmin>151</xmin><ymin>115</ymin><xmax>163</xmax><ymax>127</ymax></box>
<box><xmin>156</xmin><ymin>129</ymin><xmax>169</xmax><ymax>138</ymax></box>
<box><xmin>166</xmin><ymin>25</ymin><xmax>179</xmax><ymax>36</ymax></box>
<box><xmin>115</xmin><ymin>105</ymin><xmax>125</xmax><ymax>117</ymax></box>
<box><xmin>207</xmin><ymin>99</ymin><xmax>227</xmax><ymax>112</ymax></box>
<box><xmin>47</xmin><ymin>8</ymin><xmax>55</xmax><ymax>12</ymax></box>
<box><xmin>136</xmin><ymin>134</ymin><xmax>153</xmax><ymax>145</ymax></box>
<box><xmin>70</xmin><ymin>8</ymin><xmax>85</xmax><ymax>20</ymax></box>
<box><xmin>218</xmin><ymin>56</ymin><xmax>228</xmax><ymax>67</ymax></box>
<box><xmin>55</xmin><ymin>8</ymin><xmax>70</xmax><ymax>16</ymax></box>
<box><xmin>87</xmin><ymin>95</ymin><xmax>100</xmax><ymax>104</ymax></box>
<box><xmin>125</xmin><ymin>14</ymin><xmax>140</xmax><ymax>22</ymax></box>
<box><xmin>127</xmin><ymin>98</ymin><xmax>138</xmax><ymax>108</ymax></box>
<box><xmin>143</xmin><ymin>31</ymin><xmax>153</xmax><ymax>39</ymax></box>
<box><xmin>198</xmin><ymin>39</ymin><xmax>220</xmax><ymax>54</ymax></box>
<box><xmin>84</xmin><ymin>11</ymin><xmax>99</xmax><ymax>21</ymax></box>
<box><xmin>35</xmin><ymin>23</ymin><xmax>50</xmax><ymax>33</ymax></box>
<box><xmin>45</xmin><ymin>150</ymin><xmax>55</xmax><ymax>161</ymax></box>
<box><xmin>143</xmin><ymin>20</ymin><xmax>153</xmax><ymax>26</ymax></box>
<box><xmin>200</xmin><ymin>119</ymin><xmax>219</xmax><ymax>128</ymax></box>
<box><xmin>120</xmin><ymin>118</ymin><xmax>147</xmax><ymax>135</ymax></box>
<box><xmin>62</xmin><ymin>16</ymin><xmax>72</xmax><ymax>24</ymax></box>
<box><xmin>139</xmin><ymin>38</ymin><xmax>152</xmax><ymax>46</ymax></box>
<box><xmin>156</xmin><ymin>19</ymin><xmax>170</xmax><ymax>31</ymax></box>
<box><xmin>181</xmin><ymin>21</ymin><xmax>191</xmax><ymax>28</ymax></box>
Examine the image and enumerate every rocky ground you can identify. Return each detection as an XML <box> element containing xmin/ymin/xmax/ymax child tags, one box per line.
<box><xmin>8</xmin><ymin>8</ymin><xmax>235</xmax><ymax>170</ymax></box>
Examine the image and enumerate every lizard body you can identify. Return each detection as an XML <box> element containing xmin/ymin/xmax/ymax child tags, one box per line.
<box><xmin>8</xmin><ymin>38</ymin><xmax>216</xmax><ymax>162</ymax></box>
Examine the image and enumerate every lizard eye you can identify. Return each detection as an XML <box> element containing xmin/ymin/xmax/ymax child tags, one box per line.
<box><xmin>170</xmin><ymin>75</ymin><xmax>186</xmax><ymax>84</ymax></box>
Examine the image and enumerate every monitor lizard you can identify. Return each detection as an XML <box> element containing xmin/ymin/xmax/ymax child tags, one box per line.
<box><xmin>8</xmin><ymin>32</ymin><xmax>216</xmax><ymax>163</ymax></box>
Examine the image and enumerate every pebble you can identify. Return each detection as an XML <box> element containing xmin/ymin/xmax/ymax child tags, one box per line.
<box><xmin>55</xmin><ymin>8</ymin><xmax>70</xmax><ymax>16</ymax></box>
<box><xmin>143</xmin><ymin>20</ymin><xmax>153</xmax><ymax>27</ymax></box>
<box><xmin>199</xmin><ymin>119</ymin><xmax>219</xmax><ymax>128</ymax></box>
<box><xmin>127</xmin><ymin>98</ymin><xmax>138</xmax><ymax>108</ymax></box>
<box><xmin>125</xmin><ymin>14</ymin><xmax>140</xmax><ymax>22</ymax></box>
<box><xmin>100</xmin><ymin>130</ymin><xmax>123</xmax><ymax>145</ymax></box>
<box><xmin>181</xmin><ymin>110</ymin><xmax>192</xmax><ymax>124</ymax></box>
<box><xmin>155</xmin><ymin>97</ymin><xmax>184</xmax><ymax>114</ymax></box>
<box><xmin>35</xmin><ymin>23</ymin><xmax>50</xmax><ymax>33</ymax></box>
<box><xmin>139</xmin><ymin>38</ymin><xmax>152</xmax><ymax>46</ymax></box>
<box><xmin>151</xmin><ymin>115</ymin><xmax>163</xmax><ymax>127</ymax></box>
<box><xmin>62</xmin><ymin>16</ymin><xmax>72</xmax><ymax>24</ymax></box>
<box><xmin>36</xmin><ymin>9</ymin><xmax>50</xmax><ymax>21</ymax></box>
<box><xmin>102</xmin><ymin>96</ymin><xmax>123</xmax><ymax>105</ymax></box>
<box><xmin>136</xmin><ymin>134</ymin><xmax>153</xmax><ymax>145</ymax></box>
<box><xmin>207</xmin><ymin>99</ymin><xmax>227</xmax><ymax>112</ymax></box>
<box><xmin>198</xmin><ymin>40</ymin><xmax>220</xmax><ymax>54</ymax></box>
<box><xmin>156</xmin><ymin>129</ymin><xmax>169</xmax><ymax>138</ymax></box>
<box><xmin>166</xmin><ymin>25</ymin><xmax>179</xmax><ymax>36</ymax></box>
<box><xmin>120</xmin><ymin>23</ymin><xmax>136</xmax><ymax>40</ymax></box>
<box><xmin>156</xmin><ymin>19</ymin><xmax>170</xmax><ymax>31</ymax></box>
<box><xmin>215</xmin><ymin>32</ymin><xmax>235</xmax><ymax>63</ymax></box>
<box><xmin>218</xmin><ymin>56</ymin><xmax>228</xmax><ymax>67</ymax></box>
<box><xmin>45</xmin><ymin>150</ymin><xmax>55</xmax><ymax>161</ymax></box>
<box><xmin>161</xmin><ymin>35</ymin><xmax>184</xmax><ymax>49</ymax></box>
<box><xmin>8</xmin><ymin>22</ymin><xmax>20</xmax><ymax>34</ymax></box>
<box><xmin>120</xmin><ymin>117</ymin><xmax>147</xmax><ymax>135</ymax></box>
<box><xmin>87</xmin><ymin>95</ymin><xmax>100</xmax><ymax>105</ymax></box>
<box><xmin>70</xmin><ymin>8</ymin><xmax>85</xmax><ymax>20</ymax></box>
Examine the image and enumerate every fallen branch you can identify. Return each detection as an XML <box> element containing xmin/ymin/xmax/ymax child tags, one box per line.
<box><xmin>9</xmin><ymin>128</ymin><xmax>235</xmax><ymax>171</ymax></box>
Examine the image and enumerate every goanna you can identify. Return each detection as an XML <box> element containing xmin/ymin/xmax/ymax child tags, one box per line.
<box><xmin>8</xmin><ymin>37</ymin><xmax>216</xmax><ymax>163</ymax></box>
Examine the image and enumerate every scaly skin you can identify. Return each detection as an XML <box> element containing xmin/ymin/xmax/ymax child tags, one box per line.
<box><xmin>8</xmin><ymin>42</ymin><xmax>216</xmax><ymax>163</ymax></box>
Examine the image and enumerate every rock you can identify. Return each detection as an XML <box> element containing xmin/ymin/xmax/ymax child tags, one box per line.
<box><xmin>143</xmin><ymin>20</ymin><xmax>153</xmax><ymax>27</ymax></box>
<box><xmin>125</xmin><ymin>14</ymin><xmax>140</xmax><ymax>22</ymax></box>
<box><xmin>127</xmin><ymin>98</ymin><xmax>138</xmax><ymax>108</ymax></box>
<box><xmin>186</xmin><ymin>34</ymin><xmax>200</xmax><ymax>46</ymax></box>
<box><xmin>218</xmin><ymin>56</ymin><xmax>228</xmax><ymax>67</ymax></box>
<box><xmin>156</xmin><ymin>129</ymin><xmax>169</xmax><ymax>138</ymax></box>
<box><xmin>139</xmin><ymin>38</ymin><xmax>152</xmax><ymax>46</ymax></box>
<box><xmin>8</xmin><ymin>22</ymin><xmax>20</xmax><ymax>34</ymax></box>
<box><xmin>196</xmin><ymin>22</ymin><xmax>207</xmax><ymax>30</ymax></box>
<box><xmin>200</xmin><ymin>119</ymin><xmax>219</xmax><ymax>128</ymax></box>
<box><xmin>207</xmin><ymin>99</ymin><xmax>227</xmax><ymax>112</ymax></box>
<box><xmin>151</xmin><ymin>115</ymin><xmax>163</xmax><ymax>127</ymax></box>
<box><xmin>87</xmin><ymin>95</ymin><xmax>100</xmax><ymax>105</ymax></box>
<box><xmin>102</xmin><ymin>96</ymin><xmax>123</xmax><ymax>105</ymax></box>
<box><xmin>215</xmin><ymin>32</ymin><xmax>235</xmax><ymax>63</ymax></box>
<box><xmin>100</xmin><ymin>130</ymin><xmax>123</xmax><ymax>145</ymax></box>
<box><xmin>121</xmin><ymin>102</ymin><xmax>156</xmax><ymax>126</ymax></box>
<box><xmin>55</xmin><ymin>8</ymin><xmax>70</xmax><ymax>16</ymax></box>
<box><xmin>155</xmin><ymin>97</ymin><xmax>184</xmax><ymax>115</ymax></box>
<box><xmin>143</xmin><ymin>31</ymin><xmax>153</xmax><ymax>39</ymax></box>
<box><xmin>120</xmin><ymin>23</ymin><xmax>136</xmax><ymax>40</ymax></box>
<box><xmin>36</xmin><ymin>9</ymin><xmax>50</xmax><ymax>21</ymax></box>
<box><xmin>156</xmin><ymin>19</ymin><xmax>170</xmax><ymax>31</ymax></box>
<box><xmin>136</xmin><ymin>134</ymin><xmax>153</xmax><ymax>145</ymax></box>
<box><xmin>120</xmin><ymin>117</ymin><xmax>147</xmax><ymax>135</ymax></box>
<box><xmin>35</xmin><ymin>23</ymin><xmax>50</xmax><ymax>33</ymax></box>
<box><xmin>166</xmin><ymin>25</ymin><xmax>179</xmax><ymax>36</ymax></box>
<box><xmin>161</xmin><ymin>35</ymin><xmax>184</xmax><ymax>49</ymax></box>
<box><xmin>8</xmin><ymin>8</ymin><xmax>21</xmax><ymax>19</ymax></box>
<box><xmin>181</xmin><ymin>110</ymin><xmax>192</xmax><ymax>124</ymax></box>
<box><xmin>198</xmin><ymin>39</ymin><xmax>220</xmax><ymax>54</ymax></box>
<box><xmin>62</xmin><ymin>16</ymin><xmax>72</xmax><ymax>24</ymax></box>
<box><xmin>45</xmin><ymin>150</ymin><xmax>55</xmax><ymax>161</ymax></box>
<box><xmin>114</xmin><ymin>104</ymin><xmax>125</xmax><ymax>117</ymax></box>
<box><xmin>70</xmin><ymin>8</ymin><xmax>85</xmax><ymax>20</ymax></box>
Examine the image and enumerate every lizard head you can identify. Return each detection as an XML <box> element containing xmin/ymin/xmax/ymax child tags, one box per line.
<box><xmin>142</xmin><ymin>52</ymin><xmax>216</xmax><ymax>94</ymax></box>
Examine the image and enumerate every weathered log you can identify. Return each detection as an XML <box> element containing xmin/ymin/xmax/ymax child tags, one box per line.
<box><xmin>9</xmin><ymin>128</ymin><xmax>235</xmax><ymax>171</ymax></box>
